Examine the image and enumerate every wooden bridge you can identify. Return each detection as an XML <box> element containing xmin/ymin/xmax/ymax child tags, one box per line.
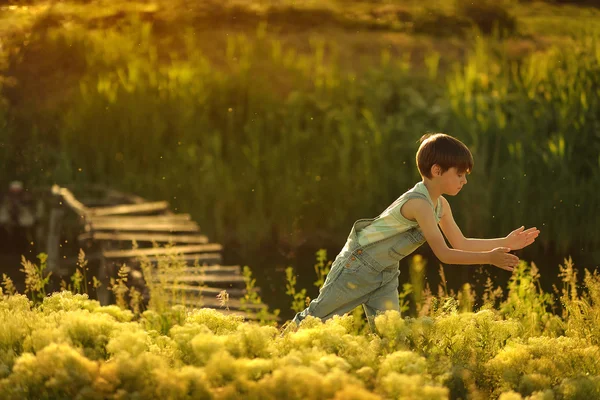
<box><xmin>47</xmin><ymin>184</ymin><xmax>270</xmax><ymax>320</ymax></box>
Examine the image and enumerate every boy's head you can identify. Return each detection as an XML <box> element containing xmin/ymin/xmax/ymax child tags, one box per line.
<box><xmin>416</xmin><ymin>133</ymin><xmax>473</xmax><ymax>179</ymax></box>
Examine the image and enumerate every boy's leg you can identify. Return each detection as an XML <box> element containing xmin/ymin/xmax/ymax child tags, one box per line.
<box><xmin>293</xmin><ymin>288</ymin><xmax>371</xmax><ymax>326</ymax></box>
<box><xmin>362</xmin><ymin>268</ymin><xmax>400</xmax><ymax>332</ymax></box>
<box><xmin>292</xmin><ymin>261</ymin><xmax>384</xmax><ymax>326</ymax></box>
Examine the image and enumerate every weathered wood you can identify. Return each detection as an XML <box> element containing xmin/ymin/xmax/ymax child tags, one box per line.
<box><xmin>51</xmin><ymin>185</ymin><xmax>89</xmax><ymax>217</ymax></box>
<box><xmin>175</xmin><ymin>296</ymin><xmax>266</xmax><ymax>310</ymax></box>
<box><xmin>153</xmin><ymin>274</ymin><xmax>246</xmax><ymax>284</ymax></box>
<box><xmin>88</xmin><ymin>220</ymin><xmax>200</xmax><ymax>232</ymax></box>
<box><xmin>161</xmin><ymin>285</ymin><xmax>247</xmax><ymax>297</ymax></box>
<box><xmin>103</xmin><ymin>244</ymin><xmax>223</xmax><ymax>259</ymax></box>
<box><xmin>174</xmin><ymin>300</ymin><xmax>278</xmax><ymax>320</ymax></box>
<box><xmin>127</xmin><ymin>265</ymin><xmax>240</xmax><ymax>275</ymax></box>
<box><xmin>96</xmin><ymin>243</ymin><xmax>111</xmax><ymax>305</ymax></box>
<box><xmin>89</xmin><ymin>215</ymin><xmax>192</xmax><ymax>224</ymax></box>
<box><xmin>78</xmin><ymin>232</ymin><xmax>209</xmax><ymax>244</ymax></box>
<box><xmin>46</xmin><ymin>206</ymin><xmax>67</xmax><ymax>276</ymax></box>
<box><xmin>87</xmin><ymin>201</ymin><xmax>169</xmax><ymax>217</ymax></box>
<box><xmin>128</xmin><ymin>253</ymin><xmax>222</xmax><ymax>266</ymax></box>
<box><xmin>49</xmin><ymin>184</ymin><xmax>260</xmax><ymax>314</ymax></box>
<box><xmin>61</xmin><ymin>253</ymin><xmax>103</xmax><ymax>267</ymax></box>
<box><xmin>77</xmin><ymin>198</ymin><xmax>125</xmax><ymax>207</ymax></box>
<box><xmin>165</xmin><ymin>265</ymin><xmax>241</xmax><ymax>274</ymax></box>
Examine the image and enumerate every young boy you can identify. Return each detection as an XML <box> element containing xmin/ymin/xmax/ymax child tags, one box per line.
<box><xmin>291</xmin><ymin>133</ymin><xmax>540</xmax><ymax>329</ymax></box>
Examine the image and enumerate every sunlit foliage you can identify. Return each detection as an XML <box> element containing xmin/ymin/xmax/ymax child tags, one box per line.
<box><xmin>2</xmin><ymin>258</ymin><xmax>600</xmax><ymax>398</ymax></box>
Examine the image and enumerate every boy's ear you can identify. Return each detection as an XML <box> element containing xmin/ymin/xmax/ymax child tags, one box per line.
<box><xmin>431</xmin><ymin>164</ymin><xmax>442</xmax><ymax>177</ymax></box>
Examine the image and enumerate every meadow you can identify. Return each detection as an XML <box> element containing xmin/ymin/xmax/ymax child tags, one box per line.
<box><xmin>2</xmin><ymin>253</ymin><xmax>600</xmax><ymax>399</ymax></box>
<box><xmin>0</xmin><ymin>2</ymin><xmax>599</xmax><ymax>396</ymax></box>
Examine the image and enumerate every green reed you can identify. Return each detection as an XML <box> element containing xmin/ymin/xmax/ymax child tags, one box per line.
<box><xmin>444</xmin><ymin>35</ymin><xmax>600</xmax><ymax>256</ymax></box>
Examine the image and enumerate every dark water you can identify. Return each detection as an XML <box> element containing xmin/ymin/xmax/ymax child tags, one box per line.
<box><xmin>225</xmin><ymin>240</ymin><xmax>599</xmax><ymax>322</ymax></box>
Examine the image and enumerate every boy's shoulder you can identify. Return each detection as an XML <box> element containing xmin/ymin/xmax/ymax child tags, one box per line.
<box><xmin>400</xmin><ymin>197</ymin><xmax>429</xmax><ymax>223</ymax></box>
<box><xmin>400</xmin><ymin>194</ymin><xmax>446</xmax><ymax>222</ymax></box>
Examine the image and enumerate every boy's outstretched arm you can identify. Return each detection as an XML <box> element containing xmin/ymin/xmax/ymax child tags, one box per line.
<box><xmin>402</xmin><ymin>198</ymin><xmax>519</xmax><ymax>271</ymax></box>
<box><xmin>438</xmin><ymin>197</ymin><xmax>540</xmax><ymax>252</ymax></box>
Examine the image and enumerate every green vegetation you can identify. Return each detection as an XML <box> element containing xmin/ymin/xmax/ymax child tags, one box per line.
<box><xmin>1</xmin><ymin>0</ymin><xmax>599</xmax><ymax>268</ymax></box>
<box><xmin>2</xmin><ymin>253</ymin><xmax>600</xmax><ymax>398</ymax></box>
<box><xmin>0</xmin><ymin>0</ymin><xmax>600</xmax><ymax>354</ymax></box>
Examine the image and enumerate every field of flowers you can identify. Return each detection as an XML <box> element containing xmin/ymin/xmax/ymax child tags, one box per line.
<box><xmin>2</xmin><ymin>256</ymin><xmax>600</xmax><ymax>399</ymax></box>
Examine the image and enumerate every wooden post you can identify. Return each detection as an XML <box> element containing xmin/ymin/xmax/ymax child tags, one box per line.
<box><xmin>95</xmin><ymin>244</ymin><xmax>111</xmax><ymax>305</ymax></box>
<box><xmin>46</xmin><ymin>199</ymin><xmax>66</xmax><ymax>277</ymax></box>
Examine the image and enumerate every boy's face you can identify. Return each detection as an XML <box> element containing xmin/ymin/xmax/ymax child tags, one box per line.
<box><xmin>436</xmin><ymin>166</ymin><xmax>468</xmax><ymax>195</ymax></box>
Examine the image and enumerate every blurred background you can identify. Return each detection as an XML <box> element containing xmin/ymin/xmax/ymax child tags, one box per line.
<box><xmin>0</xmin><ymin>0</ymin><xmax>599</xmax><ymax>318</ymax></box>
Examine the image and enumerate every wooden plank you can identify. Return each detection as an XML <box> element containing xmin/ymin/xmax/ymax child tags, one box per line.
<box><xmin>103</xmin><ymin>244</ymin><xmax>222</xmax><ymax>259</ymax></box>
<box><xmin>77</xmin><ymin>198</ymin><xmax>126</xmax><ymax>207</ymax></box>
<box><xmin>46</xmin><ymin>206</ymin><xmax>66</xmax><ymax>276</ymax></box>
<box><xmin>88</xmin><ymin>221</ymin><xmax>200</xmax><ymax>232</ymax></box>
<box><xmin>78</xmin><ymin>232</ymin><xmax>209</xmax><ymax>244</ymax></box>
<box><xmin>89</xmin><ymin>215</ymin><xmax>192</xmax><ymax>224</ymax></box>
<box><xmin>128</xmin><ymin>253</ymin><xmax>222</xmax><ymax>266</ymax></box>
<box><xmin>209</xmin><ymin>307</ymin><xmax>278</xmax><ymax>321</ymax></box>
<box><xmin>55</xmin><ymin>184</ymin><xmax>148</xmax><ymax>207</ymax></box>
<box><xmin>60</xmin><ymin>253</ymin><xmax>103</xmax><ymax>267</ymax></box>
<box><xmin>213</xmin><ymin>308</ymin><xmax>276</xmax><ymax>320</ymax></box>
<box><xmin>52</xmin><ymin>185</ymin><xmax>89</xmax><ymax>217</ymax></box>
<box><xmin>169</xmin><ymin>265</ymin><xmax>241</xmax><ymax>274</ymax></box>
<box><xmin>87</xmin><ymin>201</ymin><xmax>169</xmax><ymax>217</ymax></box>
<box><xmin>96</xmin><ymin>243</ymin><xmax>111</xmax><ymax>306</ymax></box>
<box><xmin>161</xmin><ymin>285</ymin><xmax>247</xmax><ymax>297</ymax></box>
<box><xmin>175</xmin><ymin>296</ymin><xmax>266</xmax><ymax>310</ymax></box>
<box><xmin>134</xmin><ymin>265</ymin><xmax>240</xmax><ymax>275</ymax></box>
<box><xmin>165</xmin><ymin>301</ymin><xmax>278</xmax><ymax>321</ymax></box>
<box><xmin>152</xmin><ymin>274</ymin><xmax>245</xmax><ymax>284</ymax></box>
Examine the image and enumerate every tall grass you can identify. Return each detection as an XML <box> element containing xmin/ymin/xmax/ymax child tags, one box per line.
<box><xmin>1</xmin><ymin>19</ymin><xmax>599</xmax><ymax>265</ymax></box>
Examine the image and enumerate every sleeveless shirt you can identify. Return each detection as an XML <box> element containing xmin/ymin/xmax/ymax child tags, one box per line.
<box><xmin>334</xmin><ymin>181</ymin><xmax>444</xmax><ymax>273</ymax></box>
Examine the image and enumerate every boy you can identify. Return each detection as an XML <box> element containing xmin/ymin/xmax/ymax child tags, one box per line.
<box><xmin>291</xmin><ymin>133</ymin><xmax>540</xmax><ymax>329</ymax></box>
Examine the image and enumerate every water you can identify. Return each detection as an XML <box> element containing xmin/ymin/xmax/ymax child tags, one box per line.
<box><xmin>229</xmin><ymin>241</ymin><xmax>600</xmax><ymax>321</ymax></box>
<box><xmin>2</xmin><ymin>230</ymin><xmax>596</xmax><ymax>322</ymax></box>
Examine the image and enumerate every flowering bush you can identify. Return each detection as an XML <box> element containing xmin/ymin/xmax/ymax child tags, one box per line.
<box><xmin>2</xmin><ymin>258</ymin><xmax>600</xmax><ymax>398</ymax></box>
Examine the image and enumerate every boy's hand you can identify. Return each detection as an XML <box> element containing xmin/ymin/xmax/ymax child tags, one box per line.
<box><xmin>489</xmin><ymin>247</ymin><xmax>519</xmax><ymax>271</ymax></box>
<box><xmin>505</xmin><ymin>226</ymin><xmax>540</xmax><ymax>250</ymax></box>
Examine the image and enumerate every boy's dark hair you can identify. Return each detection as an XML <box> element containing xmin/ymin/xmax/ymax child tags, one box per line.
<box><xmin>416</xmin><ymin>133</ymin><xmax>473</xmax><ymax>178</ymax></box>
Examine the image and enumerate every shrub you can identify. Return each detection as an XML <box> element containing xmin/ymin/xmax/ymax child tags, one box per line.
<box><xmin>41</xmin><ymin>291</ymin><xmax>99</xmax><ymax>313</ymax></box>
<box><xmin>560</xmin><ymin>259</ymin><xmax>600</xmax><ymax>346</ymax></box>
<box><xmin>3</xmin><ymin>257</ymin><xmax>600</xmax><ymax>398</ymax></box>
<box><xmin>499</xmin><ymin>262</ymin><xmax>563</xmax><ymax>337</ymax></box>
<box><xmin>59</xmin><ymin>310</ymin><xmax>121</xmax><ymax>360</ymax></box>
<box><xmin>184</xmin><ymin>308</ymin><xmax>245</xmax><ymax>335</ymax></box>
<box><xmin>377</xmin><ymin>351</ymin><xmax>428</xmax><ymax>378</ymax></box>
<box><xmin>1</xmin><ymin>344</ymin><xmax>99</xmax><ymax>400</ymax></box>
<box><xmin>486</xmin><ymin>336</ymin><xmax>600</xmax><ymax>397</ymax></box>
<box><xmin>223</xmin><ymin>323</ymin><xmax>278</xmax><ymax>359</ymax></box>
<box><xmin>378</xmin><ymin>373</ymin><xmax>449</xmax><ymax>399</ymax></box>
<box><xmin>152</xmin><ymin>366</ymin><xmax>212</xmax><ymax>400</ymax></box>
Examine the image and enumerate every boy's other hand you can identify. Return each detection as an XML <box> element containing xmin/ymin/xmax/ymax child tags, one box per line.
<box><xmin>489</xmin><ymin>247</ymin><xmax>519</xmax><ymax>271</ymax></box>
<box><xmin>505</xmin><ymin>226</ymin><xmax>540</xmax><ymax>250</ymax></box>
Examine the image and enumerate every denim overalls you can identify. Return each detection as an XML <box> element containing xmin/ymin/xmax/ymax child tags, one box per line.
<box><xmin>292</xmin><ymin>182</ymin><xmax>443</xmax><ymax>329</ymax></box>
